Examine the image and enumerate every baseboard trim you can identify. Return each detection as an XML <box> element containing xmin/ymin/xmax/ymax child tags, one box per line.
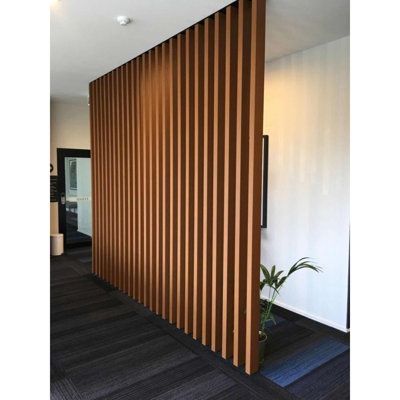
<box><xmin>261</xmin><ymin>295</ymin><xmax>350</xmax><ymax>333</ymax></box>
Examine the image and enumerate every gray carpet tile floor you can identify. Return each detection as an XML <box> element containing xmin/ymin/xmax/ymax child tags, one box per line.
<box><xmin>51</xmin><ymin>248</ymin><xmax>292</xmax><ymax>400</ymax></box>
<box><xmin>52</xmin><ymin>248</ymin><xmax>349</xmax><ymax>399</ymax></box>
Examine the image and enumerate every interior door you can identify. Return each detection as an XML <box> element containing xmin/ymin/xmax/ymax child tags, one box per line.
<box><xmin>57</xmin><ymin>149</ymin><xmax>92</xmax><ymax>248</ymax></box>
<box><xmin>76</xmin><ymin>158</ymin><xmax>92</xmax><ymax>237</ymax></box>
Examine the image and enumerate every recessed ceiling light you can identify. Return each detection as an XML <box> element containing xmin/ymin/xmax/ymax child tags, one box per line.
<box><xmin>117</xmin><ymin>16</ymin><xmax>132</xmax><ymax>26</ymax></box>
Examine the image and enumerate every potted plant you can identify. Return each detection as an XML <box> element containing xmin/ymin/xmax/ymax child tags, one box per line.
<box><xmin>259</xmin><ymin>257</ymin><xmax>322</xmax><ymax>364</ymax></box>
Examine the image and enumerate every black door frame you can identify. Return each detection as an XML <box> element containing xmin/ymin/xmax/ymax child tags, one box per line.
<box><xmin>57</xmin><ymin>148</ymin><xmax>91</xmax><ymax>249</ymax></box>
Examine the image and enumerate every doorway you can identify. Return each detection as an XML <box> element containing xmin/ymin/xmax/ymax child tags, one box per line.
<box><xmin>57</xmin><ymin>148</ymin><xmax>92</xmax><ymax>248</ymax></box>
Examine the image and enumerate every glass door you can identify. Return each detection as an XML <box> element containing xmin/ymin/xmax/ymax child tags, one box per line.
<box><xmin>57</xmin><ymin>149</ymin><xmax>91</xmax><ymax>248</ymax></box>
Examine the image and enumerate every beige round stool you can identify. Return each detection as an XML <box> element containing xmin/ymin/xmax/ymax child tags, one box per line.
<box><xmin>50</xmin><ymin>233</ymin><xmax>64</xmax><ymax>256</ymax></box>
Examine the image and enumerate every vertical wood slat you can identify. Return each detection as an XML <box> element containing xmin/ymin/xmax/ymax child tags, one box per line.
<box><xmin>116</xmin><ymin>67</ymin><xmax>122</xmax><ymax>290</ymax></box>
<box><xmin>124</xmin><ymin>63</ymin><xmax>130</xmax><ymax>295</ymax></box>
<box><xmin>96</xmin><ymin>78</ymin><xmax>101</xmax><ymax>278</ymax></box>
<box><xmin>103</xmin><ymin>76</ymin><xmax>108</xmax><ymax>281</ymax></box>
<box><xmin>146</xmin><ymin>51</ymin><xmax>153</xmax><ymax>308</ymax></box>
<box><xmin>193</xmin><ymin>22</ymin><xmax>204</xmax><ymax>340</ymax></box>
<box><xmin>110</xmin><ymin>72</ymin><xmax>115</xmax><ymax>285</ymax></box>
<box><xmin>111</xmin><ymin>69</ymin><xmax>117</xmax><ymax>287</ymax></box>
<box><xmin>99</xmin><ymin>76</ymin><xmax>104</xmax><ymax>279</ymax></box>
<box><xmin>155</xmin><ymin>46</ymin><xmax>162</xmax><ymax>315</ymax></box>
<box><xmin>140</xmin><ymin>60</ymin><xmax>145</xmax><ymax>303</ymax></box>
<box><xmin>202</xmin><ymin>17</ymin><xmax>214</xmax><ymax>346</ymax></box>
<box><xmin>132</xmin><ymin>60</ymin><xmax>138</xmax><ymax>299</ymax></box>
<box><xmin>103</xmin><ymin>76</ymin><xmax>108</xmax><ymax>282</ymax></box>
<box><xmin>121</xmin><ymin>65</ymin><xmax>127</xmax><ymax>293</ymax></box>
<box><xmin>127</xmin><ymin>62</ymin><xmax>134</xmax><ymax>297</ymax></box>
<box><xmin>169</xmin><ymin>37</ymin><xmax>178</xmax><ymax>324</ymax></box>
<box><xmin>176</xmin><ymin>33</ymin><xmax>186</xmax><ymax>329</ymax></box>
<box><xmin>211</xmin><ymin>11</ymin><xmax>226</xmax><ymax>352</ymax></box>
<box><xmin>107</xmin><ymin>73</ymin><xmax>112</xmax><ymax>284</ymax></box>
<box><xmin>147</xmin><ymin>51</ymin><xmax>153</xmax><ymax>307</ymax></box>
<box><xmin>103</xmin><ymin>75</ymin><xmax>108</xmax><ymax>281</ymax></box>
<box><xmin>222</xmin><ymin>5</ymin><xmax>238</xmax><ymax>360</ymax></box>
<box><xmin>108</xmin><ymin>72</ymin><xmax>112</xmax><ymax>285</ymax></box>
<box><xmin>98</xmin><ymin>78</ymin><xmax>103</xmax><ymax>278</ymax></box>
<box><xmin>120</xmin><ymin>66</ymin><xmax>125</xmax><ymax>291</ymax></box>
<box><xmin>93</xmin><ymin>81</ymin><xmax>99</xmax><ymax>277</ymax></box>
<box><xmin>99</xmin><ymin>76</ymin><xmax>104</xmax><ymax>278</ymax></box>
<box><xmin>233</xmin><ymin>0</ymin><xmax>252</xmax><ymax>367</ymax></box>
<box><xmin>97</xmin><ymin>79</ymin><xmax>101</xmax><ymax>278</ymax></box>
<box><xmin>143</xmin><ymin>54</ymin><xmax>149</xmax><ymax>307</ymax></box>
<box><xmin>116</xmin><ymin>67</ymin><xmax>121</xmax><ymax>288</ymax></box>
<box><xmin>90</xmin><ymin>0</ymin><xmax>266</xmax><ymax>375</ymax></box>
<box><xmin>143</xmin><ymin>54</ymin><xmax>148</xmax><ymax>304</ymax></box>
<box><xmin>134</xmin><ymin>59</ymin><xmax>140</xmax><ymax>299</ymax></box>
<box><xmin>162</xmin><ymin>42</ymin><xmax>170</xmax><ymax>319</ymax></box>
<box><xmin>118</xmin><ymin>69</ymin><xmax>124</xmax><ymax>290</ymax></box>
<box><xmin>138</xmin><ymin>57</ymin><xmax>144</xmax><ymax>302</ymax></box>
<box><xmin>107</xmin><ymin>73</ymin><xmax>112</xmax><ymax>285</ymax></box>
<box><xmin>115</xmin><ymin>69</ymin><xmax>120</xmax><ymax>288</ymax></box>
<box><xmin>102</xmin><ymin>76</ymin><xmax>108</xmax><ymax>282</ymax></box>
<box><xmin>113</xmin><ymin>69</ymin><xmax>118</xmax><ymax>288</ymax></box>
<box><xmin>150</xmin><ymin>49</ymin><xmax>157</xmax><ymax>310</ymax></box>
<box><xmin>245</xmin><ymin>0</ymin><xmax>266</xmax><ymax>375</ymax></box>
<box><xmin>119</xmin><ymin>66</ymin><xmax>124</xmax><ymax>291</ymax></box>
<box><xmin>184</xmin><ymin>27</ymin><xmax>195</xmax><ymax>334</ymax></box>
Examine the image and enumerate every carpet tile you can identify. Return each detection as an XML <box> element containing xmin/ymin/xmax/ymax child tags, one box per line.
<box><xmin>261</xmin><ymin>336</ymin><xmax>349</xmax><ymax>386</ymax></box>
<box><xmin>51</xmin><ymin>248</ymin><xmax>349</xmax><ymax>399</ymax></box>
<box><xmin>286</xmin><ymin>351</ymin><xmax>350</xmax><ymax>400</ymax></box>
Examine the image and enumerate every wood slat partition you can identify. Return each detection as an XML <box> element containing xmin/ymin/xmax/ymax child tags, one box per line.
<box><xmin>89</xmin><ymin>0</ymin><xmax>265</xmax><ymax>374</ymax></box>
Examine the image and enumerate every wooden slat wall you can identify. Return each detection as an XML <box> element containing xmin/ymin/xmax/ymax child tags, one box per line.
<box><xmin>89</xmin><ymin>0</ymin><xmax>265</xmax><ymax>374</ymax></box>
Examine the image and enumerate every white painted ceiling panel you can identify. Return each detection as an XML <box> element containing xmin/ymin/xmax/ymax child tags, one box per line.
<box><xmin>265</xmin><ymin>0</ymin><xmax>349</xmax><ymax>61</ymax></box>
<box><xmin>51</xmin><ymin>0</ymin><xmax>349</xmax><ymax>102</ymax></box>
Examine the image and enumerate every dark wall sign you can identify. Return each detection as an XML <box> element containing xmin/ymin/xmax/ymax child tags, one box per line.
<box><xmin>50</xmin><ymin>176</ymin><xmax>58</xmax><ymax>202</ymax></box>
<box><xmin>261</xmin><ymin>135</ymin><xmax>269</xmax><ymax>228</ymax></box>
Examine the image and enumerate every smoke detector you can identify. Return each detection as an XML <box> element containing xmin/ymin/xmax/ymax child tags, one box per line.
<box><xmin>117</xmin><ymin>16</ymin><xmax>132</xmax><ymax>26</ymax></box>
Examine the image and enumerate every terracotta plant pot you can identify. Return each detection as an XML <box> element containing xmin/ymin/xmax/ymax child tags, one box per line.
<box><xmin>259</xmin><ymin>331</ymin><xmax>267</xmax><ymax>365</ymax></box>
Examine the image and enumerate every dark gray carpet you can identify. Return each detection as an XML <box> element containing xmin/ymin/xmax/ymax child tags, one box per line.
<box><xmin>51</xmin><ymin>249</ymin><xmax>291</xmax><ymax>400</ymax></box>
<box><xmin>51</xmin><ymin>249</ymin><xmax>349</xmax><ymax>399</ymax></box>
<box><xmin>259</xmin><ymin>305</ymin><xmax>350</xmax><ymax>399</ymax></box>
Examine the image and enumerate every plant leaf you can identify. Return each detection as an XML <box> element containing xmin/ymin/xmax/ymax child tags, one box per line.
<box><xmin>260</xmin><ymin>264</ymin><xmax>270</xmax><ymax>282</ymax></box>
<box><xmin>287</xmin><ymin>258</ymin><xmax>322</xmax><ymax>277</ymax></box>
<box><xmin>276</xmin><ymin>276</ymin><xmax>287</xmax><ymax>289</ymax></box>
<box><xmin>276</xmin><ymin>270</ymin><xmax>283</xmax><ymax>277</ymax></box>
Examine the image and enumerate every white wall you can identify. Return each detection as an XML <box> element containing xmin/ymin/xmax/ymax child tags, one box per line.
<box><xmin>261</xmin><ymin>36</ymin><xmax>350</xmax><ymax>331</ymax></box>
<box><xmin>50</xmin><ymin>99</ymin><xmax>90</xmax><ymax>233</ymax></box>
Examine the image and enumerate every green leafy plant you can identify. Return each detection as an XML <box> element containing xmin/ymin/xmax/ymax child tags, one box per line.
<box><xmin>260</xmin><ymin>257</ymin><xmax>322</xmax><ymax>335</ymax></box>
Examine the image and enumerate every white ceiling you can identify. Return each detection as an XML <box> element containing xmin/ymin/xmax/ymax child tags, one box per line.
<box><xmin>51</xmin><ymin>0</ymin><xmax>349</xmax><ymax>103</ymax></box>
<box><xmin>266</xmin><ymin>0</ymin><xmax>349</xmax><ymax>61</ymax></box>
